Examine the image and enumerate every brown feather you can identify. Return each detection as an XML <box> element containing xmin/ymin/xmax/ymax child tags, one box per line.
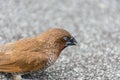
<box><xmin>0</xmin><ymin>28</ymin><xmax>72</xmax><ymax>74</ymax></box>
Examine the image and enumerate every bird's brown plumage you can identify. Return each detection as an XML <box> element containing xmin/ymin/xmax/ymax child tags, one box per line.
<box><xmin>0</xmin><ymin>28</ymin><xmax>72</xmax><ymax>74</ymax></box>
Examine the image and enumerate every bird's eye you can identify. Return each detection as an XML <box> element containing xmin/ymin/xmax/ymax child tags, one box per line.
<box><xmin>63</xmin><ymin>36</ymin><xmax>69</xmax><ymax>41</ymax></box>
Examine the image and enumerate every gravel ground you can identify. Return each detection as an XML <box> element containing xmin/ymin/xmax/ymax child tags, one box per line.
<box><xmin>0</xmin><ymin>0</ymin><xmax>120</xmax><ymax>80</ymax></box>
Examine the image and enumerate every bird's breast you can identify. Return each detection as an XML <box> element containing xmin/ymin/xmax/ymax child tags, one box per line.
<box><xmin>45</xmin><ymin>53</ymin><xmax>57</xmax><ymax>68</ymax></box>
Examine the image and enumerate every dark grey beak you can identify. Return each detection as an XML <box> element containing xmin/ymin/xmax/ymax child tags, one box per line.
<box><xmin>65</xmin><ymin>37</ymin><xmax>77</xmax><ymax>47</ymax></box>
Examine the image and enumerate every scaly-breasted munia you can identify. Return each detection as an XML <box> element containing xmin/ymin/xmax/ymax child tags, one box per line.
<box><xmin>0</xmin><ymin>28</ymin><xmax>77</xmax><ymax>80</ymax></box>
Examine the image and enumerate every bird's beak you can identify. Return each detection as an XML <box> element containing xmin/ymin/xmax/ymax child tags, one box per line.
<box><xmin>65</xmin><ymin>36</ymin><xmax>77</xmax><ymax>47</ymax></box>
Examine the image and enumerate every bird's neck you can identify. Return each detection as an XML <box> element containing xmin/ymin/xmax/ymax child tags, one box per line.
<box><xmin>43</xmin><ymin>43</ymin><xmax>65</xmax><ymax>58</ymax></box>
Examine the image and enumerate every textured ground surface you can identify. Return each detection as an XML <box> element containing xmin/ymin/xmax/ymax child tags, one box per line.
<box><xmin>0</xmin><ymin>0</ymin><xmax>120</xmax><ymax>80</ymax></box>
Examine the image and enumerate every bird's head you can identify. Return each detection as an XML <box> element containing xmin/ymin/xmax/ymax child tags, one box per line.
<box><xmin>38</xmin><ymin>28</ymin><xmax>77</xmax><ymax>52</ymax></box>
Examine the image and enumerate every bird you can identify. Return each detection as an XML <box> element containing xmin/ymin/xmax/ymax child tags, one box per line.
<box><xmin>0</xmin><ymin>28</ymin><xmax>77</xmax><ymax>80</ymax></box>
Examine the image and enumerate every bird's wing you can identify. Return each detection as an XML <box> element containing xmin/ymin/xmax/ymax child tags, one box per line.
<box><xmin>0</xmin><ymin>51</ymin><xmax>48</xmax><ymax>73</ymax></box>
<box><xmin>0</xmin><ymin>43</ymin><xmax>15</xmax><ymax>68</ymax></box>
<box><xmin>0</xmin><ymin>43</ymin><xmax>17</xmax><ymax>72</ymax></box>
<box><xmin>0</xmin><ymin>38</ymin><xmax>48</xmax><ymax>73</ymax></box>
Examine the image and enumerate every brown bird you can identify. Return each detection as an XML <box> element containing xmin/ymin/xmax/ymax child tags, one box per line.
<box><xmin>0</xmin><ymin>28</ymin><xmax>77</xmax><ymax>80</ymax></box>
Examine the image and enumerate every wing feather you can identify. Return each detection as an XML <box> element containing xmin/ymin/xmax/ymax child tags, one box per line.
<box><xmin>0</xmin><ymin>38</ymin><xmax>48</xmax><ymax>73</ymax></box>
<box><xmin>0</xmin><ymin>51</ymin><xmax>48</xmax><ymax>73</ymax></box>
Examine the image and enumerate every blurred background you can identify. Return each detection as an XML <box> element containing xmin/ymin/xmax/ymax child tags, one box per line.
<box><xmin>0</xmin><ymin>0</ymin><xmax>120</xmax><ymax>80</ymax></box>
